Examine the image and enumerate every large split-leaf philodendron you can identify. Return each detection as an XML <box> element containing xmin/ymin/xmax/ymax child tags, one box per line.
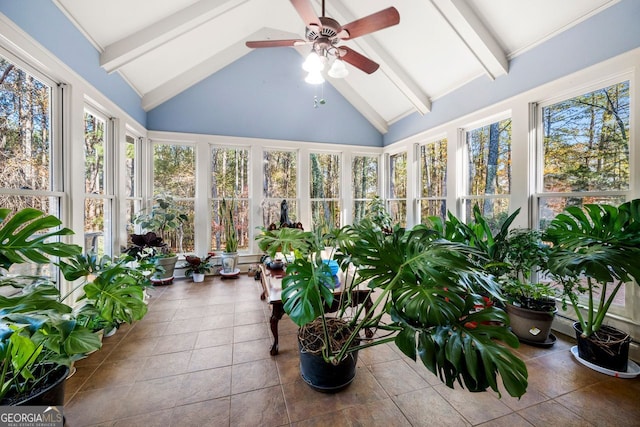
<box><xmin>257</xmin><ymin>220</ymin><xmax>528</xmax><ymax>398</ymax></box>
<box><xmin>545</xmin><ymin>199</ymin><xmax>640</xmax><ymax>337</ymax></box>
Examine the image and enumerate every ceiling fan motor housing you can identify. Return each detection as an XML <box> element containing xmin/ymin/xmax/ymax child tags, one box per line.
<box><xmin>306</xmin><ymin>17</ymin><xmax>342</xmax><ymax>41</ymax></box>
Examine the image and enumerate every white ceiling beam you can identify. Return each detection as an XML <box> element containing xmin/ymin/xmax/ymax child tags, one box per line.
<box><xmin>100</xmin><ymin>0</ymin><xmax>250</xmax><ymax>74</ymax></box>
<box><xmin>327</xmin><ymin>1</ymin><xmax>431</xmax><ymax>116</ymax></box>
<box><xmin>142</xmin><ymin>28</ymin><xmax>300</xmax><ymax>111</ymax></box>
<box><xmin>430</xmin><ymin>0</ymin><xmax>508</xmax><ymax>80</ymax></box>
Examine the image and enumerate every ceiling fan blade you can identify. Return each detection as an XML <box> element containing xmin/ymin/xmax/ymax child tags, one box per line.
<box><xmin>339</xmin><ymin>7</ymin><xmax>400</xmax><ymax>40</ymax></box>
<box><xmin>246</xmin><ymin>39</ymin><xmax>306</xmax><ymax>48</ymax></box>
<box><xmin>339</xmin><ymin>46</ymin><xmax>379</xmax><ymax>74</ymax></box>
<box><xmin>290</xmin><ymin>0</ymin><xmax>321</xmax><ymax>29</ymax></box>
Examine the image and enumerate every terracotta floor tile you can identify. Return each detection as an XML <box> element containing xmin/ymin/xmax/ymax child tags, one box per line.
<box><xmin>65</xmin><ymin>385</ymin><xmax>132</xmax><ymax>426</ymax></box>
<box><xmin>368</xmin><ymin>359</ymin><xmax>430</xmax><ymax>396</ymax></box>
<box><xmin>477</xmin><ymin>412</ymin><xmax>534</xmax><ymax>427</ymax></box>
<box><xmin>63</xmin><ymin>275</ymin><xmax>640</xmax><ymax>426</ymax></box>
<box><xmin>175</xmin><ymin>366</ymin><xmax>232</xmax><ymax>406</ymax></box>
<box><xmin>392</xmin><ymin>387</ymin><xmax>471</xmax><ymax>426</ymax></box>
<box><xmin>231</xmin><ymin>358</ymin><xmax>280</xmax><ymax>394</ymax></box>
<box><xmin>111</xmin><ymin>408</ymin><xmax>173</xmax><ymax>427</ymax></box>
<box><xmin>230</xmin><ymin>385</ymin><xmax>289</xmax><ymax>426</ymax></box>
<box><xmin>233</xmin><ymin>322</ymin><xmax>270</xmax><ymax>343</ymax></box>
<box><xmin>518</xmin><ymin>400</ymin><xmax>595</xmax><ymax>426</ymax></box>
<box><xmin>194</xmin><ymin>327</ymin><xmax>234</xmax><ymax>348</ymax></box>
<box><xmin>137</xmin><ymin>351</ymin><xmax>191</xmax><ymax>380</ymax></box>
<box><xmin>555</xmin><ymin>377</ymin><xmax>640</xmax><ymax>426</ymax></box>
<box><xmin>79</xmin><ymin>358</ymin><xmax>141</xmax><ymax>391</ymax></box>
<box><xmin>170</xmin><ymin>397</ymin><xmax>231</xmax><ymax>426</ymax></box>
<box><xmin>358</xmin><ymin>342</ymin><xmax>402</xmax><ymax>366</ymax></box>
<box><xmin>232</xmin><ymin>338</ymin><xmax>274</xmax><ymax>364</ymax></box>
<box><xmin>283</xmin><ymin>367</ymin><xmax>388</xmax><ymax>423</ymax></box>
<box><xmin>188</xmin><ymin>343</ymin><xmax>233</xmax><ymax>371</ymax></box>
<box><xmin>152</xmin><ymin>330</ymin><xmax>198</xmax><ymax>354</ymax></box>
<box><xmin>433</xmin><ymin>382</ymin><xmax>513</xmax><ymax>425</ymax></box>
<box><xmin>234</xmin><ymin>308</ymin><xmax>268</xmax><ymax>326</ymax></box>
<box><xmin>292</xmin><ymin>398</ymin><xmax>412</xmax><ymax>427</ymax></box>
<box><xmin>114</xmin><ymin>375</ymin><xmax>185</xmax><ymax>420</ymax></box>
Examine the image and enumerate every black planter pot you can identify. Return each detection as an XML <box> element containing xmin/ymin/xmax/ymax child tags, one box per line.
<box><xmin>506</xmin><ymin>303</ymin><xmax>557</xmax><ymax>345</ymax></box>
<box><xmin>573</xmin><ymin>322</ymin><xmax>631</xmax><ymax>372</ymax></box>
<box><xmin>299</xmin><ymin>347</ymin><xmax>358</xmax><ymax>393</ymax></box>
<box><xmin>3</xmin><ymin>364</ymin><xmax>69</xmax><ymax>406</ymax></box>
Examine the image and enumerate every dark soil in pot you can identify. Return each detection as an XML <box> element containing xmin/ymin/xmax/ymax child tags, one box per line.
<box><xmin>298</xmin><ymin>318</ymin><xmax>359</xmax><ymax>393</ymax></box>
<box><xmin>573</xmin><ymin>322</ymin><xmax>631</xmax><ymax>372</ymax></box>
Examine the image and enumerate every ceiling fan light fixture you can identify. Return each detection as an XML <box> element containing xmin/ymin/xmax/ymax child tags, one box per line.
<box><xmin>302</xmin><ymin>51</ymin><xmax>324</xmax><ymax>72</ymax></box>
<box><xmin>305</xmin><ymin>70</ymin><xmax>325</xmax><ymax>85</ymax></box>
<box><xmin>328</xmin><ymin>58</ymin><xmax>348</xmax><ymax>78</ymax></box>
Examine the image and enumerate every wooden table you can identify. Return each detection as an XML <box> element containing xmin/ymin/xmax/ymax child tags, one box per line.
<box><xmin>258</xmin><ymin>264</ymin><xmax>373</xmax><ymax>356</ymax></box>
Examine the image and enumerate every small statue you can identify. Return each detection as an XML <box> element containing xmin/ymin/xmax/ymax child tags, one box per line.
<box><xmin>279</xmin><ymin>199</ymin><xmax>292</xmax><ymax>228</ymax></box>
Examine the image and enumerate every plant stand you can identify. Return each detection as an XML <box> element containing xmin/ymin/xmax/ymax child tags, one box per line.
<box><xmin>570</xmin><ymin>346</ymin><xmax>640</xmax><ymax>378</ymax></box>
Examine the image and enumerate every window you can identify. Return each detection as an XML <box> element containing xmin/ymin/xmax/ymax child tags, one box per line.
<box><xmin>0</xmin><ymin>54</ymin><xmax>60</xmax><ymax>277</ymax></box>
<box><xmin>538</xmin><ymin>81</ymin><xmax>629</xmax><ymax>228</ymax></box>
<box><xmin>262</xmin><ymin>149</ymin><xmax>297</xmax><ymax>227</ymax></box>
<box><xmin>388</xmin><ymin>151</ymin><xmax>407</xmax><ymax>226</ymax></box>
<box><xmin>123</xmin><ymin>134</ymin><xmax>142</xmax><ymax>235</ymax></box>
<box><xmin>152</xmin><ymin>143</ymin><xmax>195</xmax><ymax>253</ymax></box>
<box><xmin>352</xmin><ymin>154</ymin><xmax>379</xmax><ymax>224</ymax></box>
<box><xmin>84</xmin><ymin>109</ymin><xmax>114</xmax><ymax>256</ymax></box>
<box><xmin>211</xmin><ymin>146</ymin><xmax>249</xmax><ymax>251</ymax></box>
<box><xmin>418</xmin><ymin>139</ymin><xmax>447</xmax><ymax>223</ymax></box>
<box><xmin>463</xmin><ymin>118</ymin><xmax>512</xmax><ymax>226</ymax></box>
<box><xmin>537</xmin><ymin>81</ymin><xmax>630</xmax><ymax>310</ymax></box>
<box><xmin>310</xmin><ymin>152</ymin><xmax>340</xmax><ymax>231</ymax></box>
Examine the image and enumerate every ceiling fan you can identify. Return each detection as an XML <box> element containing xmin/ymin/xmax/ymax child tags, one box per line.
<box><xmin>245</xmin><ymin>0</ymin><xmax>399</xmax><ymax>79</ymax></box>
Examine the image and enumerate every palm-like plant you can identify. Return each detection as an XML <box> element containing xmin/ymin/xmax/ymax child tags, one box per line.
<box><xmin>257</xmin><ymin>219</ymin><xmax>528</xmax><ymax>398</ymax></box>
<box><xmin>220</xmin><ymin>198</ymin><xmax>238</xmax><ymax>253</ymax></box>
<box><xmin>544</xmin><ymin>199</ymin><xmax>640</xmax><ymax>337</ymax></box>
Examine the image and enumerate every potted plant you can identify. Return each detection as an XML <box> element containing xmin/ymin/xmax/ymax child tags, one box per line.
<box><xmin>219</xmin><ymin>198</ymin><xmax>238</xmax><ymax>274</ymax></box>
<box><xmin>499</xmin><ymin>228</ymin><xmax>558</xmax><ymax>346</ymax></box>
<box><xmin>0</xmin><ymin>208</ymin><xmax>102</xmax><ymax>406</ymax></box>
<box><xmin>256</xmin><ymin>218</ymin><xmax>528</xmax><ymax>397</ymax></box>
<box><xmin>544</xmin><ymin>199</ymin><xmax>640</xmax><ymax>372</ymax></box>
<box><xmin>131</xmin><ymin>194</ymin><xmax>188</xmax><ymax>284</ymax></box>
<box><xmin>59</xmin><ymin>253</ymin><xmax>152</xmax><ymax>335</ymax></box>
<box><xmin>184</xmin><ymin>254</ymin><xmax>214</xmax><ymax>282</ymax></box>
<box><xmin>429</xmin><ymin>206</ymin><xmax>558</xmax><ymax>346</ymax></box>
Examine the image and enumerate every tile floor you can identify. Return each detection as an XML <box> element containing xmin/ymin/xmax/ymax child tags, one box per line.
<box><xmin>64</xmin><ymin>274</ymin><xmax>640</xmax><ymax>426</ymax></box>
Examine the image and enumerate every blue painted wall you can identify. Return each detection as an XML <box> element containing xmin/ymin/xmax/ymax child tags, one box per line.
<box><xmin>384</xmin><ymin>0</ymin><xmax>640</xmax><ymax>145</ymax></box>
<box><xmin>147</xmin><ymin>48</ymin><xmax>383</xmax><ymax>146</ymax></box>
<box><xmin>0</xmin><ymin>0</ymin><xmax>146</xmax><ymax>126</ymax></box>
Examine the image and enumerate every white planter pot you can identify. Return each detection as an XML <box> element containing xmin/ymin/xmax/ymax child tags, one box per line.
<box><xmin>221</xmin><ymin>252</ymin><xmax>238</xmax><ymax>273</ymax></box>
<box><xmin>192</xmin><ymin>273</ymin><xmax>205</xmax><ymax>282</ymax></box>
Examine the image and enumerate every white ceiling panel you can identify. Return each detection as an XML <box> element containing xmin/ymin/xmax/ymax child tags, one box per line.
<box><xmin>55</xmin><ymin>0</ymin><xmax>620</xmax><ymax>132</ymax></box>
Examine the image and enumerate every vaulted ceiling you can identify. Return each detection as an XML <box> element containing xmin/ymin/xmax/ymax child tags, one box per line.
<box><xmin>54</xmin><ymin>0</ymin><xmax>618</xmax><ymax>133</ymax></box>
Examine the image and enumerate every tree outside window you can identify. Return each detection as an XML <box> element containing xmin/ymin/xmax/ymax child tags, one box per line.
<box><xmin>388</xmin><ymin>152</ymin><xmax>407</xmax><ymax>226</ymax></box>
<box><xmin>263</xmin><ymin>149</ymin><xmax>297</xmax><ymax>227</ymax></box>
<box><xmin>310</xmin><ymin>152</ymin><xmax>340</xmax><ymax>232</ymax></box>
<box><xmin>539</xmin><ymin>81</ymin><xmax>629</xmax><ymax>228</ymax></box>
<box><xmin>464</xmin><ymin>118</ymin><xmax>512</xmax><ymax>228</ymax></box>
<box><xmin>538</xmin><ymin>81</ymin><xmax>630</xmax><ymax>309</ymax></box>
<box><xmin>211</xmin><ymin>146</ymin><xmax>249</xmax><ymax>251</ymax></box>
<box><xmin>419</xmin><ymin>139</ymin><xmax>447</xmax><ymax>224</ymax></box>
<box><xmin>352</xmin><ymin>155</ymin><xmax>378</xmax><ymax>224</ymax></box>
<box><xmin>153</xmin><ymin>143</ymin><xmax>195</xmax><ymax>253</ymax></box>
